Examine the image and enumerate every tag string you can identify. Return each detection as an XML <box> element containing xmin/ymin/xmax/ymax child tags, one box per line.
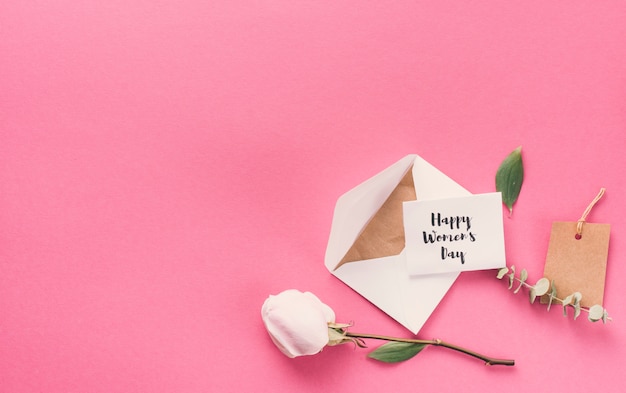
<box><xmin>576</xmin><ymin>188</ymin><xmax>606</xmax><ymax>236</ymax></box>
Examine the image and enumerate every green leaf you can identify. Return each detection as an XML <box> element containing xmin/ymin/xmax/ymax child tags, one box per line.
<box><xmin>529</xmin><ymin>287</ymin><xmax>537</xmax><ymax>304</ymax></box>
<box><xmin>547</xmin><ymin>281</ymin><xmax>557</xmax><ymax>311</ymax></box>
<box><xmin>514</xmin><ymin>269</ymin><xmax>528</xmax><ymax>294</ymax></box>
<box><xmin>507</xmin><ymin>273</ymin><xmax>514</xmax><ymax>289</ymax></box>
<box><xmin>496</xmin><ymin>146</ymin><xmax>524</xmax><ymax>216</ymax></box>
<box><xmin>574</xmin><ymin>303</ymin><xmax>581</xmax><ymax>320</ymax></box>
<box><xmin>571</xmin><ymin>292</ymin><xmax>582</xmax><ymax>320</ymax></box>
<box><xmin>507</xmin><ymin>265</ymin><xmax>516</xmax><ymax>290</ymax></box>
<box><xmin>561</xmin><ymin>294</ymin><xmax>573</xmax><ymax>317</ymax></box>
<box><xmin>367</xmin><ymin>342</ymin><xmax>427</xmax><ymax>363</ymax></box>
<box><xmin>602</xmin><ymin>310</ymin><xmax>609</xmax><ymax>324</ymax></box>
<box><xmin>496</xmin><ymin>267</ymin><xmax>509</xmax><ymax>279</ymax></box>
<box><xmin>562</xmin><ymin>294</ymin><xmax>573</xmax><ymax>307</ymax></box>
<box><xmin>533</xmin><ymin>278</ymin><xmax>550</xmax><ymax>296</ymax></box>
<box><xmin>588</xmin><ymin>305</ymin><xmax>604</xmax><ymax>322</ymax></box>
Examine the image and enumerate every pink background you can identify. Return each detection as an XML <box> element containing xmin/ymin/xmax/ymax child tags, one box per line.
<box><xmin>2</xmin><ymin>1</ymin><xmax>625</xmax><ymax>392</ymax></box>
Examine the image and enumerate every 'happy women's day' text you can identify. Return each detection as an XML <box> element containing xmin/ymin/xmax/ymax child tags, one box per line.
<box><xmin>422</xmin><ymin>212</ymin><xmax>476</xmax><ymax>264</ymax></box>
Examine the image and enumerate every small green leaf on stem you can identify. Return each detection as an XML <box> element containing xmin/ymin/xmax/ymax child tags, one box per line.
<box><xmin>572</xmin><ymin>292</ymin><xmax>582</xmax><ymax>320</ymax></box>
<box><xmin>572</xmin><ymin>292</ymin><xmax>582</xmax><ymax>303</ymax></box>
<box><xmin>533</xmin><ymin>278</ymin><xmax>550</xmax><ymax>296</ymax></box>
<box><xmin>507</xmin><ymin>265</ymin><xmax>516</xmax><ymax>289</ymax></box>
<box><xmin>496</xmin><ymin>146</ymin><xmax>524</xmax><ymax>216</ymax></box>
<box><xmin>602</xmin><ymin>310</ymin><xmax>610</xmax><ymax>324</ymax></box>
<box><xmin>514</xmin><ymin>269</ymin><xmax>528</xmax><ymax>294</ymax></box>
<box><xmin>562</xmin><ymin>294</ymin><xmax>573</xmax><ymax>317</ymax></box>
<box><xmin>588</xmin><ymin>305</ymin><xmax>604</xmax><ymax>322</ymax></box>
<box><xmin>574</xmin><ymin>303</ymin><xmax>581</xmax><ymax>320</ymax></box>
<box><xmin>496</xmin><ymin>267</ymin><xmax>509</xmax><ymax>279</ymax></box>
<box><xmin>529</xmin><ymin>287</ymin><xmax>537</xmax><ymax>304</ymax></box>
<box><xmin>547</xmin><ymin>281</ymin><xmax>557</xmax><ymax>311</ymax></box>
<box><xmin>562</xmin><ymin>294</ymin><xmax>573</xmax><ymax>307</ymax></box>
<box><xmin>367</xmin><ymin>342</ymin><xmax>427</xmax><ymax>363</ymax></box>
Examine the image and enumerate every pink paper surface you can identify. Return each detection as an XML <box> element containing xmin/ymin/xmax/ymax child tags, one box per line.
<box><xmin>2</xmin><ymin>1</ymin><xmax>625</xmax><ymax>392</ymax></box>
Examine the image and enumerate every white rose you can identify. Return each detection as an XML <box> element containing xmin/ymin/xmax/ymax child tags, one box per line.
<box><xmin>261</xmin><ymin>289</ymin><xmax>336</xmax><ymax>358</ymax></box>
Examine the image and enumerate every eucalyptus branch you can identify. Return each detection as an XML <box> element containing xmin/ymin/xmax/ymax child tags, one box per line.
<box><xmin>327</xmin><ymin>323</ymin><xmax>514</xmax><ymax>366</ymax></box>
<box><xmin>497</xmin><ymin>265</ymin><xmax>611</xmax><ymax>323</ymax></box>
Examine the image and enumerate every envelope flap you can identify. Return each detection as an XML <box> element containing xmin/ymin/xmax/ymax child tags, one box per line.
<box><xmin>331</xmin><ymin>255</ymin><xmax>407</xmax><ymax>325</ymax></box>
<box><xmin>324</xmin><ymin>155</ymin><xmax>417</xmax><ymax>271</ymax></box>
<box><xmin>332</xmin><ymin>251</ymin><xmax>460</xmax><ymax>334</ymax></box>
<box><xmin>334</xmin><ymin>165</ymin><xmax>416</xmax><ymax>270</ymax></box>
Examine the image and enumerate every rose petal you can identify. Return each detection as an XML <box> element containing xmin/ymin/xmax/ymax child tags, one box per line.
<box><xmin>261</xmin><ymin>290</ymin><xmax>336</xmax><ymax>358</ymax></box>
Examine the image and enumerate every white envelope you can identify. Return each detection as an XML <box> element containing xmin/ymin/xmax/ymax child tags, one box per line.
<box><xmin>324</xmin><ymin>154</ymin><xmax>471</xmax><ymax>334</ymax></box>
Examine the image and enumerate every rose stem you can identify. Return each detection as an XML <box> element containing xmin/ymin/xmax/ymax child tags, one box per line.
<box><xmin>344</xmin><ymin>332</ymin><xmax>515</xmax><ymax>366</ymax></box>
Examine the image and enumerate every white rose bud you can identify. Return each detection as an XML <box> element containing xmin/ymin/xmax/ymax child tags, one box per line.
<box><xmin>261</xmin><ymin>289</ymin><xmax>336</xmax><ymax>358</ymax></box>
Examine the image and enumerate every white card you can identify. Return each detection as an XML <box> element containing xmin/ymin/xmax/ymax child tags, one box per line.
<box><xmin>403</xmin><ymin>192</ymin><xmax>506</xmax><ymax>275</ymax></box>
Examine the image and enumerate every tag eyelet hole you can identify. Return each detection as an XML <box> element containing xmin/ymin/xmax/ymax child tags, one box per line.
<box><xmin>575</xmin><ymin>234</ymin><xmax>582</xmax><ymax>240</ymax></box>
